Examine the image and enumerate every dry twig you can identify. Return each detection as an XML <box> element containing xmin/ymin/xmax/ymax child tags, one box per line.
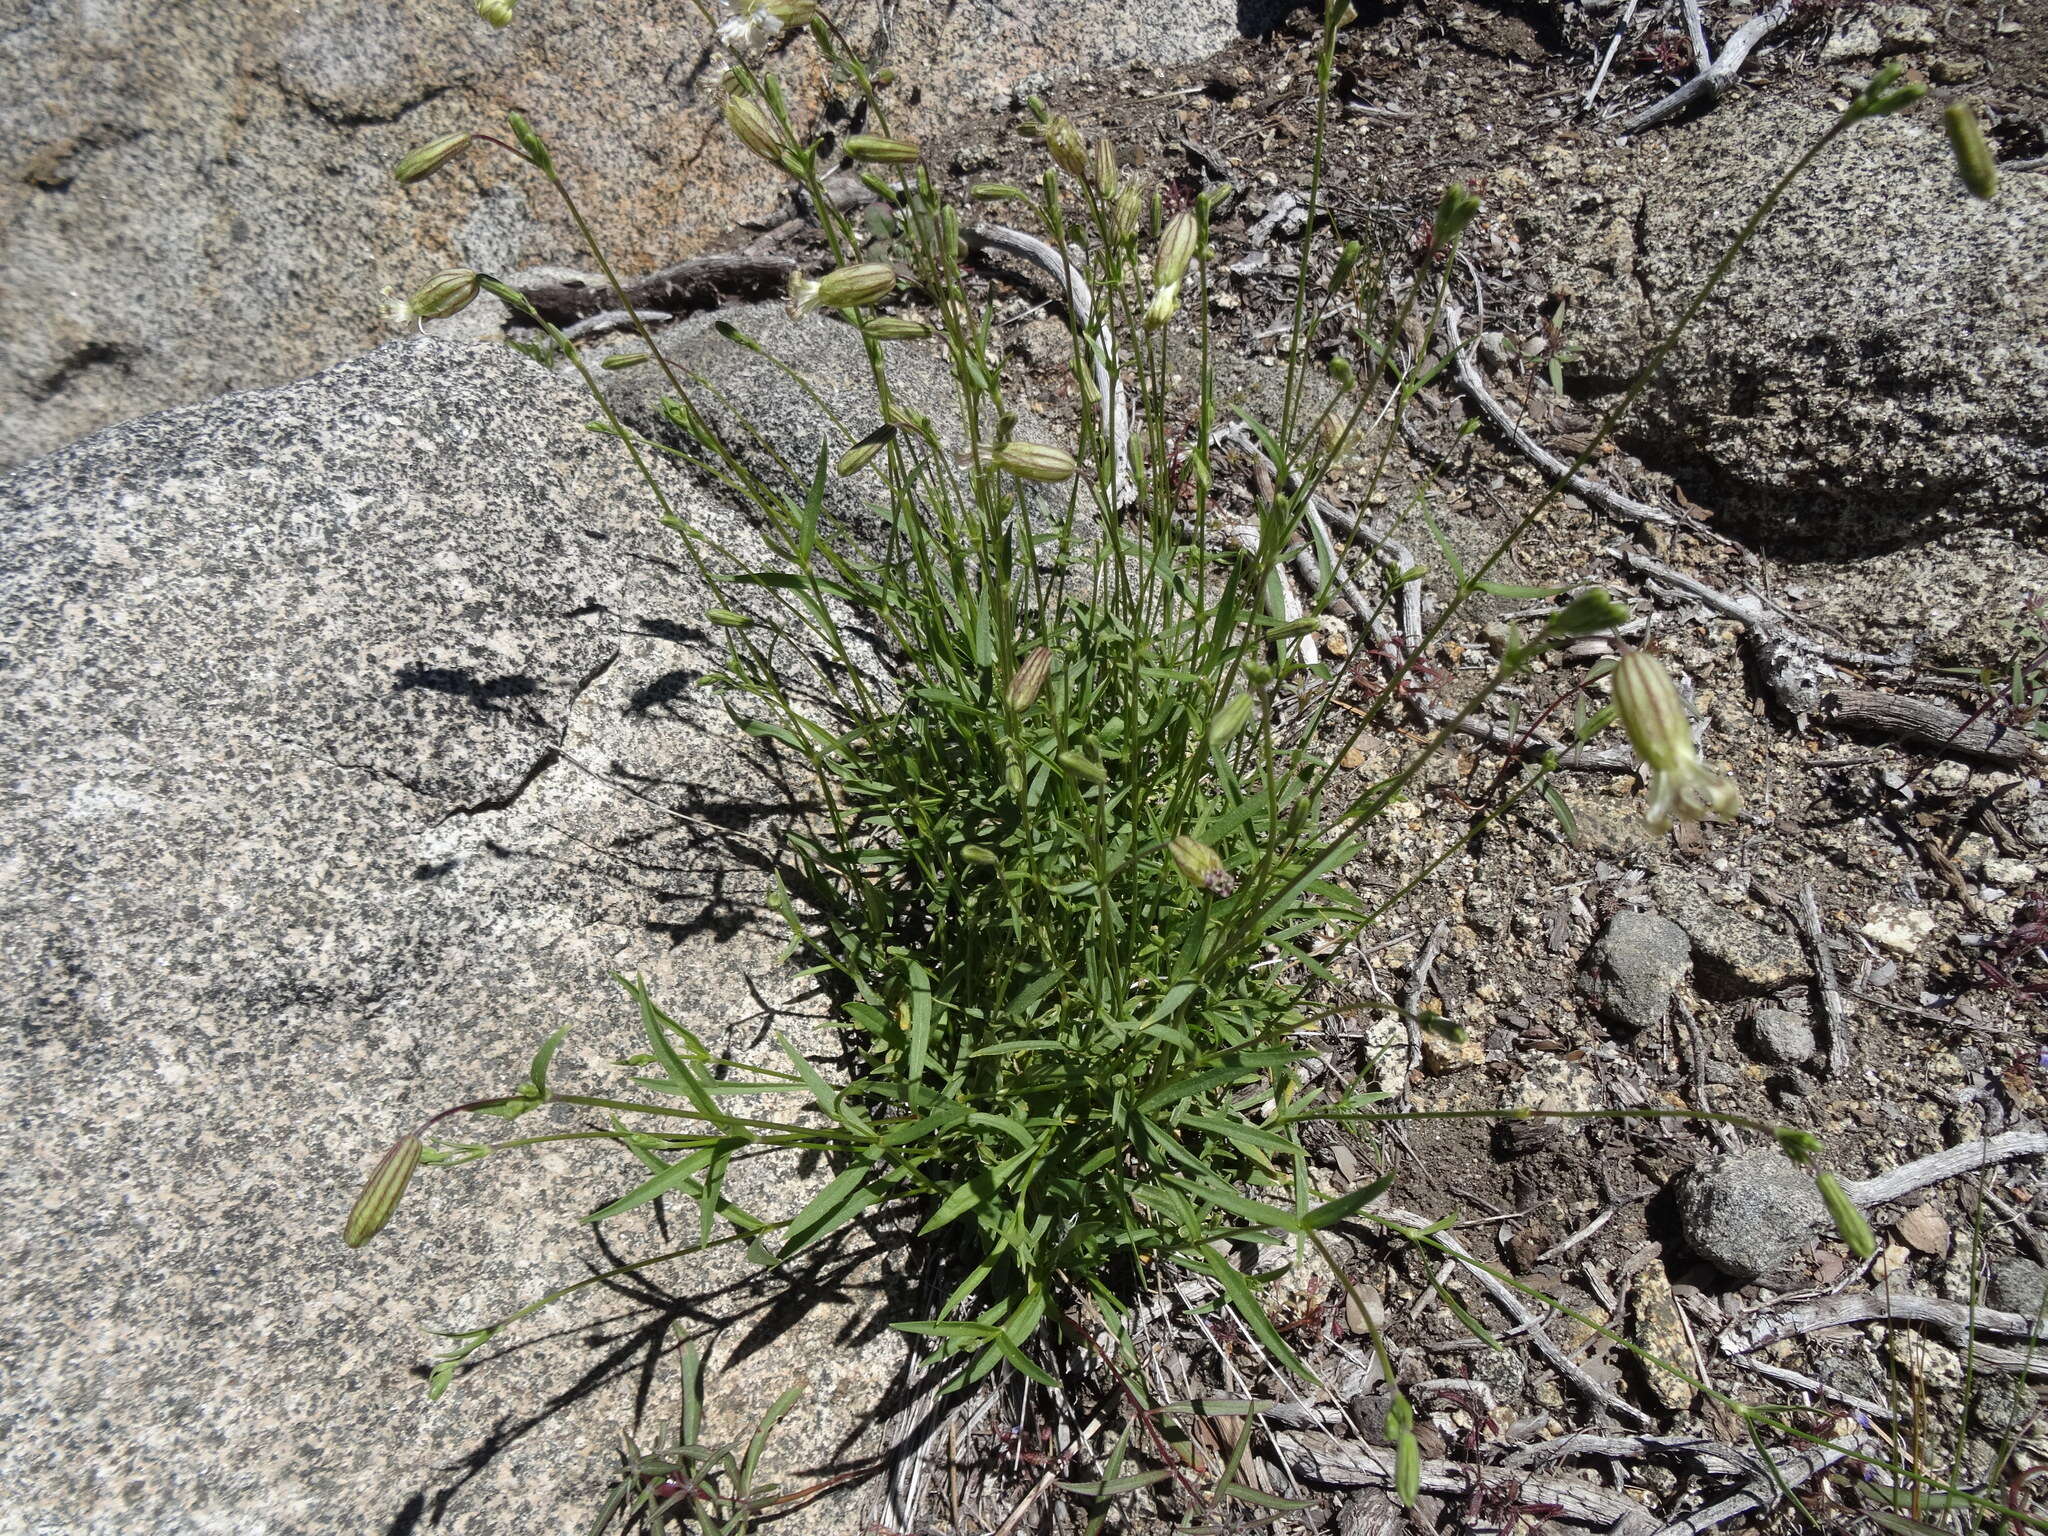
<box><xmin>1617</xmin><ymin>0</ymin><xmax>1799</xmax><ymax>134</ymax></box>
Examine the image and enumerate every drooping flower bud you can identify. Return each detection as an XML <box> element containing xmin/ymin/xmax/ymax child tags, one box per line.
<box><xmin>1945</xmin><ymin>103</ymin><xmax>1998</xmax><ymax>200</ymax></box>
<box><xmin>986</xmin><ymin>441</ymin><xmax>1077</xmax><ymax>483</ymax></box>
<box><xmin>1041</xmin><ymin>116</ymin><xmax>1087</xmax><ymax>177</ymax></box>
<box><xmin>345</xmin><ymin>1132</ymin><xmax>424</xmax><ymax>1248</ymax></box>
<box><xmin>707</xmin><ymin>608</ymin><xmax>752</xmax><ymax>627</ymax></box>
<box><xmin>835</xmin><ymin>425</ymin><xmax>894</xmax><ymax>477</ymax></box>
<box><xmin>1542</xmin><ymin>587</ymin><xmax>1631</xmax><ymax>641</ymax></box>
<box><xmin>1327</xmin><ymin>355</ymin><xmax>1356</xmax><ymax>391</ymax></box>
<box><xmin>1112</xmin><ymin>184</ymin><xmax>1144</xmax><ymax>244</ymax></box>
<box><xmin>845</xmin><ymin>133</ymin><xmax>920</xmax><ymax>164</ymax></box>
<box><xmin>972</xmin><ymin>182</ymin><xmax>1032</xmax><ymax>203</ymax></box>
<box><xmin>1206</xmin><ymin>692</ymin><xmax>1256</xmax><ymax>750</ymax></box>
<box><xmin>861</xmin><ymin>316</ymin><xmax>933</xmax><ymax>341</ymax></box>
<box><xmin>789</xmin><ymin>261</ymin><xmax>897</xmax><ymax>315</ymax></box>
<box><xmin>1816</xmin><ymin>1171</ymin><xmax>1876</xmax><ymax>1259</ymax></box>
<box><xmin>1612</xmin><ymin>650</ymin><xmax>1741</xmax><ymax>834</ymax></box>
<box><xmin>1168</xmin><ymin>835</ymin><xmax>1236</xmax><ymax>897</ymax></box>
<box><xmin>1848</xmin><ymin>60</ymin><xmax>1926</xmax><ymax>119</ymax></box>
<box><xmin>723</xmin><ymin>93</ymin><xmax>787</xmax><ymax>166</ymax></box>
<box><xmin>1057</xmin><ymin>749</ymin><xmax>1109</xmax><ymax>785</ymax></box>
<box><xmin>393</xmin><ymin>133</ymin><xmax>473</xmax><ymax>186</ymax></box>
<box><xmin>475</xmin><ymin>0</ymin><xmax>517</xmax><ymax>25</ymax></box>
<box><xmin>505</xmin><ymin>112</ymin><xmax>553</xmax><ymax>176</ymax></box>
<box><xmin>397</xmin><ymin>268</ymin><xmax>482</xmax><ymax>323</ymax></box>
<box><xmin>1153</xmin><ymin>211</ymin><xmax>1199</xmax><ymax>289</ymax></box>
<box><xmin>1006</xmin><ymin>646</ymin><xmax>1052</xmax><ymax>711</ymax></box>
<box><xmin>1430</xmin><ymin>183</ymin><xmax>1482</xmax><ymax>252</ymax></box>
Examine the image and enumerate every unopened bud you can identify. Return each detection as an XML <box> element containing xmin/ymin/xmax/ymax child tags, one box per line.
<box><xmin>393</xmin><ymin>133</ymin><xmax>473</xmax><ymax>186</ymax></box>
<box><xmin>1774</xmin><ymin>1126</ymin><xmax>1822</xmax><ymax>1165</ymax></box>
<box><xmin>707</xmin><ymin>608</ymin><xmax>752</xmax><ymax>627</ymax></box>
<box><xmin>1431</xmin><ymin>183</ymin><xmax>1482</xmax><ymax>251</ymax></box>
<box><xmin>761</xmin><ymin>0</ymin><xmax>818</xmax><ymax>24</ymax></box>
<box><xmin>1167</xmin><ymin>835</ymin><xmax>1235</xmax><ymax>897</ymax></box>
<box><xmin>860</xmin><ymin>315</ymin><xmax>931</xmax><ymax>341</ymax></box>
<box><xmin>1042</xmin><ymin>116</ymin><xmax>1087</xmax><ymax>177</ymax></box>
<box><xmin>1206</xmin><ymin>692</ymin><xmax>1256</xmax><ymax>750</ymax></box>
<box><xmin>987</xmin><ymin>440</ymin><xmax>1077</xmax><ymax>482</ymax></box>
<box><xmin>1850</xmin><ymin>60</ymin><xmax>1926</xmax><ymax>119</ymax></box>
<box><xmin>1332</xmin><ymin>239</ymin><xmax>1362</xmax><ymax>287</ymax></box>
<box><xmin>1057</xmin><ymin>749</ymin><xmax>1108</xmax><ymax>785</ymax></box>
<box><xmin>1816</xmin><ymin>1171</ymin><xmax>1875</xmax><ymax>1259</ymax></box>
<box><xmin>401</xmin><ymin>268</ymin><xmax>482</xmax><ymax>322</ymax></box>
<box><xmin>1945</xmin><ymin>103</ymin><xmax>1997</xmax><ymax>200</ymax></box>
<box><xmin>1090</xmin><ymin>135</ymin><xmax>1118</xmax><ymax>192</ymax></box>
<box><xmin>835</xmin><ymin>425</ymin><xmax>894</xmax><ymax>477</ymax></box>
<box><xmin>345</xmin><ymin>1133</ymin><xmax>423</xmax><ymax>1248</ymax></box>
<box><xmin>1112</xmin><ymin>184</ymin><xmax>1143</xmax><ymax>244</ymax></box>
<box><xmin>600</xmin><ymin>352</ymin><xmax>651</xmax><ymax>370</ymax></box>
<box><xmin>1612</xmin><ymin>650</ymin><xmax>1741</xmax><ymax>834</ymax></box>
<box><xmin>475</xmin><ymin>0</ymin><xmax>517</xmax><ymax>24</ymax></box>
<box><xmin>1143</xmin><ymin>283</ymin><xmax>1181</xmax><ymax>330</ymax></box>
<box><xmin>723</xmin><ymin>93</ymin><xmax>786</xmax><ymax>166</ymax></box>
<box><xmin>1542</xmin><ymin>587</ymin><xmax>1630</xmax><ymax>641</ymax></box>
<box><xmin>505</xmin><ymin>112</ymin><xmax>552</xmax><ymax>176</ymax></box>
<box><xmin>845</xmin><ymin>133</ymin><xmax>920</xmax><ymax>164</ymax></box>
<box><xmin>961</xmin><ymin>844</ymin><xmax>999</xmax><ymax>867</ymax></box>
<box><xmin>1327</xmin><ymin>355</ymin><xmax>1355</xmax><ymax>390</ymax></box>
<box><xmin>1154</xmin><ymin>211</ymin><xmax>1199</xmax><ymax>289</ymax></box>
<box><xmin>1006</xmin><ymin>646</ymin><xmax>1052</xmax><ymax>711</ymax></box>
<box><xmin>972</xmin><ymin>182</ymin><xmax>1032</xmax><ymax>202</ymax></box>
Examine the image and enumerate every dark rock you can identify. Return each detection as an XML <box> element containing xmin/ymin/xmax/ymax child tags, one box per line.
<box><xmin>1987</xmin><ymin>1257</ymin><xmax>2048</xmax><ymax>1317</ymax></box>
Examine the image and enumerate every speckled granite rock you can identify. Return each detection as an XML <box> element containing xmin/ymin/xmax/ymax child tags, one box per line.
<box><xmin>0</xmin><ymin>336</ymin><xmax>911</xmax><ymax>1534</ymax></box>
<box><xmin>1519</xmin><ymin>102</ymin><xmax>2047</xmax><ymax>543</ymax></box>
<box><xmin>0</xmin><ymin>0</ymin><xmax>1254</xmax><ymax>468</ymax></box>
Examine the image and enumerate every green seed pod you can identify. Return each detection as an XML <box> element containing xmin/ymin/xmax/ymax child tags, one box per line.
<box><xmin>1542</xmin><ymin>586</ymin><xmax>1631</xmax><ymax>641</ymax></box>
<box><xmin>861</xmin><ymin>316</ymin><xmax>933</xmax><ymax>341</ymax></box>
<box><xmin>1945</xmin><ymin>103</ymin><xmax>1998</xmax><ymax>200</ymax></box>
<box><xmin>987</xmin><ymin>441</ymin><xmax>1077</xmax><ymax>483</ymax></box>
<box><xmin>393</xmin><ymin>133</ymin><xmax>473</xmax><ymax>186</ymax></box>
<box><xmin>1006</xmin><ymin>646</ymin><xmax>1052</xmax><ymax>711</ymax></box>
<box><xmin>835</xmin><ymin>425</ymin><xmax>894</xmax><ymax>477</ymax></box>
<box><xmin>790</xmin><ymin>261</ymin><xmax>898</xmax><ymax>314</ymax></box>
<box><xmin>960</xmin><ymin>844</ymin><xmax>999</xmax><ymax>867</ymax></box>
<box><xmin>1394</xmin><ymin>1432</ymin><xmax>1420</xmax><ymax>1507</ymax></box>
<box><xmin>475</xmin><ymin>0</ymin><xmax>517</xmax><ymax>24</ymax></box>
<box><xmin>846</xmin><ymin>133</ymin><xmax>921</xmax><ymax>164</ymax></box>
<box><xmin>1206</xmin><ymin>692</ymin><xmax>1256</xmax><ymax>750</ymax></box>
<box><xmin>1112</xmin><ymin>184</ymin><xmax>1144</xmax><ymax>244</ymax></box>
<box><xmin>505</xmin><ymin>111</ymin><xmax>553</xmax><ymax>177</ymax></box>
<box><xmin>723</xmin><ymin>93</ymin><xmax>786</xmax><ymax>166</ymax></box>
<box><xmin>1167</xmin><ymin>834</ymin><xmax>1228</xmax><ymax>894</ymax></box>
<box><xmin>1817</xmin><ymin>1171</ymin><xmax>1876</xmax><ymax>1259</ymax></box>
<box><xmin>707</xmin><ymin>608</ymin><xmax>752</xmax><ymax>627</ymax></box>
<box><xmin>972</xmin><ymin>182</ymin><xmax>1032</xmax><ymax>203</ymax></box>
<box><xmin>600</xmin><ymin>352</ymin><xmax>651</xmax><ymax>371</ymax></box>
<box><xmin>345</xmin><ymin>1133</ymin><xmax>423</xmax><ymax>1248</ymax></box>
<box><xmin>404</xmin><ymin>268</ymin><xmax>482</xmax><ymax>321</ymax></box>
<box><xmin>1331</xmin><ymin>238</ymin><xmax>1363</xmax><ymax>288</ymax></box>
<box><xmin>1057</xmin><ymin>749</ymin><xmax>1109</xmax><ymax>785</ymax></box>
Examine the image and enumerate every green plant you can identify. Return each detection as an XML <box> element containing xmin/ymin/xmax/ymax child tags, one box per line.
<box><xmin>348</xmin><ymin>2</ymin><xmax>1969</xmax><ymax>1522</ymax></box>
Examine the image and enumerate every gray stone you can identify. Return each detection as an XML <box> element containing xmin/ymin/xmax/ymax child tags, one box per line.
<box><xmin>1678</xmin><ymin>1150</ymin><xmax>1829</xmax><ymax>1283</ymax></box>
<box><xmin>1650</xmin><ymin>870</ymin><xmax>1810</xmax><ymax>998</ymax></box>
<box><xmin>1987</xmin><ymin>1257</ymin><xmax>2048</xmax><ymax>1318</ymax></box>
<box><xmin>1523</xmin><ymin>102</ymin><xmax>2047</xmax><ymax>544</ymax></box>
<box><xmin>1582</xmin><ymin>910</ymin><xmax>1692</xmax><ymax>1030</ymax></box>
<box><xmin>0</xmin><ymin>336</ymin><xmax>911</xmax><ymax>1534</ymax></box>
<box><xmin>0</xmin><ymin>0</ymin><xmax>1252</xmax><ymax>468</ymax></box>
<box><xmin>1748</xmin><ymin>1007</ymin><xmax>1816</xmax><ymax>1067</ymax></box>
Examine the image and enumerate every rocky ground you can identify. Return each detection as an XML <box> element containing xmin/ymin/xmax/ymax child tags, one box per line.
<box><xmin>5</xmin><ymin>0</ymin><xmax>2046</xmax><ymax>1533</ymax></box>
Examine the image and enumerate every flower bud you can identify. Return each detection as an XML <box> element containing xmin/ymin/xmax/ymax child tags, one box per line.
<box><xmin>1774</xmin><ymin>1126</ymin><xmax>1822</xmax><ymax>1165</ymax></box>
<box><xmin>1331</xmin><ymin>239</ymin><xmax>1363</xmax><ymax>288</ymax></box>
<box><xmin>1041</xmin><ymin>115</ymin><xmax>1087</xmax><ymax>177</ymax></box>
<box><xmin>845</xmin><ymin>133</ymin><xmax>920</xmax><ymax>164</ymax></box>
<box><xmin>401</xmin><ymin>268</ymin><xmax>482</xmax><ymax>322</ymax></box>
<box><xmin>1206</xmin><ymin>692</ymin><xmax>1257</xmax><ymax>750</ymax></box>
<box><xmin>1154</xmin><ymin>211</ymin><xmax>1199</xmax><ymax>289</ymax></box>
<box><xmin>1143</xmin><ymin>284</ymin><xmax>1182</xmax><ymax>330</ymax></box>
<box><xmin>475</xmin><ymin>0</ymin><xmax>517</xmax><ymax>24</ymax></box>
<box><xmin>1168</xmin><ymin>835</ymin><xmax>1236</xmax><ymax>897</ymax></box>
<box><xmin>987</xmin><ymin>441</ymin><xmax>1077</xmax><ymax>483</ymax></box>
<box><xmin>345</xmin><ymin>1133</ymin><xmax>423</xmax><ymax>1248</ymax></box>
<box><xmin>707</xmin><ymin>608</ymin><xmax>752</xmax><ymax>627</ymax></box>
<box><xmin>505</xmin><ymin>111</ymin><xmax>553</xmax><ymax>176</ymax></box>
<box><xmin>1945</xmin><ymin>103</ymin><xmax>1998</xmax><ymax>200</ymax></box>
<box><xmin>1057</xmin><ymin>749</ymin><xmax>1108</xmax><ymax>785</ymax></box>
<box><xmin>1850</xmin><ymin>60</ymin><xmax>1926</xmax><ymax>119</ymax></box>
<box><xmin>1112</xmin><ymin>184</ymin><xmax>1144</xmax><ymax>244</ymax></box>
<box><xmin>723</xmin><ymin>93</ymin><xmax>786</xmax><ymax>165</ymax></box>
<box><xmin>961</xmin><ymin>844</ymin><xmax>999</xmax><ymax>867</ymax></box>
<box><xmin>1090</xmin><ymin>135</ymin><xmax>1118</xmax><ymax>193</ymax></box>
<box><xmin>761</xmin><ymin>0</ymin><xmax>818</xmax><ymax>24</ymax></box>
<box><xmin>1431</xmin><ymin>183</ymin><xmax>1482</xmax><ymax>252</ymax></box>
<box><xmin>393</xmin><ymin>133</ymin><xmax>473</xmax><ymax>186</ymax></box>
<box><xmin>861</xmin><ymin>316</ymin><xmax>933</xmax><ymax>341</ymax></box>
<box><xmin>1816</xmin><ymin>1171</ymin><xmax>1875</xmax><ymax>1259</ymax></box>
<box><xmin>1006</xmin><ymin>646</ymin><xmax>1052</xmax><ymax>711</ymax></box>
<box><xmin>600</xmin><ymin>352</ymin><xmax>651</xmax><ymax>370</ymax></box>
<box><xmin>1327</xmin><ymin>355</ymin><xmax>1355</xmax><ymax>391</ymax></box>
<box><xmin>1542</xmin><ymin>587</ymin><xmax>1631</xmax><ymax>641</ymax></box>
<box><xmin>835</xmin><ymin>425</ymin><xmax>894</xmax><ymax>477</ymax></box>
<box><xmin>1612</xmin><ymin>650</ymin><xmax>1741</xmax><ymax>834</ymax></box>
<box><xmin>790</xmin><ymin>261</ymin><xmax>897</xmax><ymax>314</ymax></box>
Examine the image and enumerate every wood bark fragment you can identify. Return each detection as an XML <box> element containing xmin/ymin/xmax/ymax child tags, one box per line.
<box><xmin>518</xmin><ymin>252</ymin><xmax>800</xmax><ymax>326</ymax></box>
